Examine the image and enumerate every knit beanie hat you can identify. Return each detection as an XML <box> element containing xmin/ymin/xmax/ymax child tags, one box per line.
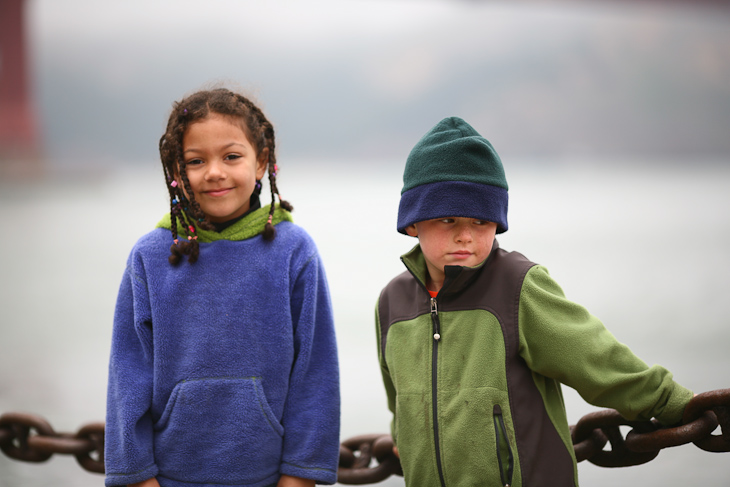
<box><xmin>397</xmin><ymin>117</ymin><xmax>509</xmax><ymax>234</ymax></box>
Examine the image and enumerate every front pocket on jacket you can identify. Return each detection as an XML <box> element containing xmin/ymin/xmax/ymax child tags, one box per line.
<box><xmin>493</xmin><ymin>404</ymin><xmax>514</xmax><ymax>487</ymax></box>
<box><xmin>154</xmin><ymin>377</ymin><xmax>284</xmax><ymax>485</ymax></box>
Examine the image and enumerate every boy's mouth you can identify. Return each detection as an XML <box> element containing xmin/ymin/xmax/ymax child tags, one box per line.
<box><xmin>449</xmin><ymin>250</ymin><xmax>473</xmax><ymax>259</ymax></box>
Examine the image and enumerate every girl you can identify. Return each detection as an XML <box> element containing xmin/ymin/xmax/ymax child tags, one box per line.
<box><xmin>105</xmin><ymin>88</ymin><xmax>340</xmax><ymax>487</ymax></box>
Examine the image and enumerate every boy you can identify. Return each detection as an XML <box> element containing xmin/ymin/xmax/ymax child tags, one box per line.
<box><xmin>375</xmin><ymin>117</ymin><xmax>693</xmax><ymax>486</ymax></box>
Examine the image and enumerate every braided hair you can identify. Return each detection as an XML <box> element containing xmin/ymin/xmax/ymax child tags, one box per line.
<box><xmin>159</xmin><ymin>88</ymin><xmax>293</xmax><ymax>265</ymax></box>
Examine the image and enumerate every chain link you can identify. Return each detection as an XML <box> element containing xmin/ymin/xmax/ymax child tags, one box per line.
<box><xmin>0</xmin><ymin>412</ymin><xmax>105</xmax><ymax>473</ymax></box>
<box><xmin>569</xmin><ymin>388</ymin><xmax>730</xmax><ymax>469</ymax></box>
<box><xmin>338</xmin><ymin>434</ymin><xmax>403</xmax><ymax>484</ymax></box>
<box><xmin>1</xmin><ymin>389</ymin><xmax>728</xmax><ymax>483</ymax></box>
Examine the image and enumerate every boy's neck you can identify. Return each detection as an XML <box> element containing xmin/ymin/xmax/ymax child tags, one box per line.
<box><xmin>425</xmin><ymin>254</ymin><xmax>492</xmax><ymax>295</ymax></box>
<box><xmin>426</xmin><ymin>274</ymin><xmax>443</xmax><ymax>294</ymax></box>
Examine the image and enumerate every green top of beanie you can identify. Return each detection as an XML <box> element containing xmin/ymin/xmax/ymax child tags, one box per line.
<box><xmin>402</xmin><ymin>117</ymin><xmax>508</xmax><ymax>194</ymax></box>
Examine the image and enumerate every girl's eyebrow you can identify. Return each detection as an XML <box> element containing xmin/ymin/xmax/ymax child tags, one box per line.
<box><xmin>183</xmin><ymin>141</ymin><xmax>247</xmax><ymax>155</ymax></box>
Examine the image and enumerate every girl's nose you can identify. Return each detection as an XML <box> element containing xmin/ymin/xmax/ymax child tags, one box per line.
<box><xmin>204</xmin><ymin>159</ymin><xmax>226</xmax><ymax>181</ymax></box>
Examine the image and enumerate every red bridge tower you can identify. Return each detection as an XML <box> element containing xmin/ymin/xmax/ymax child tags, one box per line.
<box><xmin>0</xmin><ymin>0</ymin><xmax>41</xmax><ymax>176</ymax></box>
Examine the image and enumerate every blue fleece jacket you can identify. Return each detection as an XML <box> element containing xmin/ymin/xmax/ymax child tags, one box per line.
<box><xmin>105</xmin><ymin>206</ymin><xmax>340</xmax><ymax>487</ymax></box>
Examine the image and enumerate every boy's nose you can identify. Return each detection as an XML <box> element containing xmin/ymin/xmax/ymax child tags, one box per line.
<box><xmin>455</xmin><ymin>225</ymin><xmax>472</xmax><ymax>243</ymax></box>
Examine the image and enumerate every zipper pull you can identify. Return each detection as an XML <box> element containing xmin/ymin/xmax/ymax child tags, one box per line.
<box><xmin>430</xmin><ymin>297</ymin><xmax>441</xmax><ymax>341</ymax></box>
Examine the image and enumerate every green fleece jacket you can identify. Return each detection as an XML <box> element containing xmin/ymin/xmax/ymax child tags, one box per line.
<box><xmin>376</xmin><ymin>241</ymin><xmax>693</xmax><ymax>487</ymax></box>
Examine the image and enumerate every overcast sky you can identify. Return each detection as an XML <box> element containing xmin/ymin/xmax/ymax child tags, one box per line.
<box><xmin>19</xmin><ymin>0</ymin><xmax>730</xmax><ymax>166</ymax></box>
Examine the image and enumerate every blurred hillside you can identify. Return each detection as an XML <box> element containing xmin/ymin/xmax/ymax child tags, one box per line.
<box><xmin>11</xmin><ymin>0</ymin><xmax>730</xmax><ymax>168</ymax></box>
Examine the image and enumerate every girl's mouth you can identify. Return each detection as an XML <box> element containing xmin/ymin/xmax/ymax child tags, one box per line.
<box><xmin>203</xmin><ymin>188</ymin><xmax>232</xmax><ymax>197</ymax></box>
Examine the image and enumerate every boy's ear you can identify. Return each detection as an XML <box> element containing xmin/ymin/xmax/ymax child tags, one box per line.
<box><xmin>405</xmin><ymin>224</ymin><xmax>418</xmax><ymax>237</ymax></box>
<box><xmin>256</xmin><ymin>148</ymin><xmax>269</xmax><ymax>179</ymax></box>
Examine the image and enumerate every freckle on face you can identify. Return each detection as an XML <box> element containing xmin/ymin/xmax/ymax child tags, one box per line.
<box><xmin>415</xmin><ymin>218</ymin><xmax>498</xmax><ymax>284</ymax></box>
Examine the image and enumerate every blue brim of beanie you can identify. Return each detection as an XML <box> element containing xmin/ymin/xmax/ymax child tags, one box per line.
<box><xmin>397</xmin><ymin>180</ymin><xmax>508</xmax><ymax>234</ymax></box>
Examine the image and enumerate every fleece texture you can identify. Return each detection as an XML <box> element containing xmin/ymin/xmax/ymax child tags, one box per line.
<box><xmin>105</xmin><ymin>205</ymin><xmax>340</xmax><ymax>487</ymax></box>
<box><xmin>397</xmin><ymin>117</ymin><xmax>509</xmax><ymax>234</ymax></box>
<box><xmin>376</xmin><ymin>242</ymin><xmax>693</xmax><ymax>486</ymax></box>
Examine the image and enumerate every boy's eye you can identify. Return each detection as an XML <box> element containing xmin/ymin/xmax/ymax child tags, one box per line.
<box><xmin>473</xmin><ymin>220</ymin><xmax>487</xmax><ymax>225</ymax></box>
<box><xmin>439</xmin><ymin>218</ymin><xmax>455</xmax><ymax>224</ymax></box>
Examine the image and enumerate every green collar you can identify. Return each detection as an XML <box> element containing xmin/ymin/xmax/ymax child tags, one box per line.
<box><xmin>400</xmin><ymin>243</ymin><xmax>430</xmax><ymax>287</ymax></box>
<box><xmin>156</xmin><ymin>204</ymin><xmax>293</xmax><ymax>243</ymax></box>
<box><xmin>400</xmin><ymin>241</ymin><xmax>496</xmax><ymax>296</ymax></box>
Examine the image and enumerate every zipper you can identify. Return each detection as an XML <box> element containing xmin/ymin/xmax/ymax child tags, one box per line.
<box><xmin>430</xmin><ymin>297</ymin><xmax>441</xmax><ymax>341</ymax></box>
<box><xmin>401</xmin><ymin>255</ymin><xmax>449</xmax><ymax>487</ymax></box>
<box><xmin>430</xmin><ymin>297</ymin><xmax>446</xmax><ymax>487</ymax></box>
<box><xmin>493</xmin><ymin>404</ymin><xmax>514</xmax><ymax>487</ymax></box>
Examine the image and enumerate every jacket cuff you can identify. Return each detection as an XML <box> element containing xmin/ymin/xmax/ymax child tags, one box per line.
<box><xmin>280</xmin><ymin>461</ymin><xmax>337</xmax><ymax>485</ymax></box>
<box><xmin>656</xmin><ymin>383</ymin><xmax>694</xmax><ymax>425</ymax></box>
<box><xmin>105</xmin><ymin>463</ymin><xmax>158</xmax><ymax>487</ymax></box>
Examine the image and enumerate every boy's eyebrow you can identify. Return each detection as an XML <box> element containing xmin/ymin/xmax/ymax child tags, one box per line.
<box><xmin>183</xmin><ymin>141</ymin><xmax>246</xmax><ymax>155</ymax></box>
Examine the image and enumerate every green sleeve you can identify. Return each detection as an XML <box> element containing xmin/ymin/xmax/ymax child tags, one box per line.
<box><xmin>517</xmin><ymin>265</ymin><xmax>693</xmax><ymax>425</ymax></box>
<box><xmin>375</xmin><ymin>298</ymin><xmax>398</xmax><ymax>443</ymax></box>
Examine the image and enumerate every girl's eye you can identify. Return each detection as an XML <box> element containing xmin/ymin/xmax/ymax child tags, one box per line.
<box><xmin>225</xmin><ymin>154</ymin><xmax>242</xmax><ymax>161</ymax></box>
<box><xmin>186</xmin><ymin>159</ymin><xmax>204</xmax><ymax>166</ymax></box>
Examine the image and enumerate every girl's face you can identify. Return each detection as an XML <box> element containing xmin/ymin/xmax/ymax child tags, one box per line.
<box><xmin>179</xmin><ymin>114</ymin><xmax>267</xmax><ymax>223</ymax></box>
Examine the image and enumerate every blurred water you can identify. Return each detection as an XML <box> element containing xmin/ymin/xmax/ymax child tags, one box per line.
<box><xmin>1</xmin><ymin>158</ymin><xmax>729</xmax><ymax>486</ymax></box>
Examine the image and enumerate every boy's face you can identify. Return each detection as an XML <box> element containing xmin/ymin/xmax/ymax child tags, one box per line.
<box><xmin>406</xmin><ymin>217</ymin><xmax>497</xmax><ymax>290</ymax></box>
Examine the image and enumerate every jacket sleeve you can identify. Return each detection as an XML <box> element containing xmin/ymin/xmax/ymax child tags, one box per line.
<box><xmin>104</xmin><ymin>254</ymin><xmax>158</xmax><ymax>486</ymax></box>
<box><xmin>375</xmin><ymin>297</ymin><xmax>398</xmax><ymax>444</ymax></box>
<box><xmin>517</xmin><ymin>265</ymin><xmax>693</xmax><ymax>425</ymax></box>
<box><xmin>279</xmin><ymin>250</ymin><xmax>340</xmax><ymax>485</ymax></box>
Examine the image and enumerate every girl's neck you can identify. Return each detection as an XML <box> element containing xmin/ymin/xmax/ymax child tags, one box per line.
<box><xmin>211</xmin><ymin>195</ymin><xmax>261</xmax><ymax>232</ymax></box>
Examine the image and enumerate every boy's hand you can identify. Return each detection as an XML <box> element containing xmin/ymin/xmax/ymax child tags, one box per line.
<box><xmin>128</xmin><ymin>479</ymin><xmax>160</xmax><ymax>487</ymax></box>
<box><xmin>277</xmin><ymin>474</ymin><xmax>315</xmax><ymax>487</ymax></box>
<box><xmin>393</xmin><ymin>445</ymin><xmax>400</xmax><ymax>458</ymax></box>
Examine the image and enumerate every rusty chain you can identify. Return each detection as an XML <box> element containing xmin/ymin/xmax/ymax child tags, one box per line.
<box><xmin>1</xmin><ymin>388</ymin><xmax>728</xmax><ymax>484</ymax></box>
<box><xmin>570</xmin><ymin>388</ymin><xmax>730</xmax><ymax>467</ymax></box>
<box><xmin>0</xmin><ymin>412</ymin><xmax>105</xmax><ymax>473</ymax></box>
